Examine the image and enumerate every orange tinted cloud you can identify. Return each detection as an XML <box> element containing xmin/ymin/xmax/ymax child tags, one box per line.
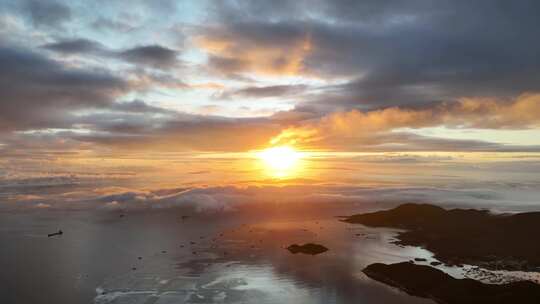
<box><xmin>196</xmin><ymin>31</ymin><xmax>312</xmax><ymax>77</ymax></box>
<box><xmin>271</xmin><ymin>94</ymin><xmax>540</xmax><ymax>149</ymax></box>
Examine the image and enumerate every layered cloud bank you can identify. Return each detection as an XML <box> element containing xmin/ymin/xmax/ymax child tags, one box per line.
<box><xmin>5</xmin><ymin>180</ymin><xmax>540</xmax><ymax>214</ymax></box>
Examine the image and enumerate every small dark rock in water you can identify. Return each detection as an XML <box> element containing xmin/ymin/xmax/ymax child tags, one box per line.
<box><xmin>119</xmin><ymin>214</ymin><xmax>125</xmax><ymax>218</ymax></box>
<box><xmin>363</xmin><ymin>262</ymin><xmax>540</xmax><ymax>304</ymax></box>
<box><xmin>287</xmin><ymin>243</ymin><xmax>328</xmax><ymax>255</ymax></box>
<box><xmin>430</xmin><ymin>261</ymin><xmax>442</xmax><ymax>266</ymax></box>
<box><xmin>137</xmin><ymin>257</ymin><xmax>142</xmax><ymax>260</ymax></box>
<box><xmin>161</xmin><ymin>250</ymin><xmax>167</xmax><ymax>254</ymax></box>
<box><xmin>47</xmin><ymin>230</ymin><xmax>63</xmax><ymax>237</ymax></box>
<box><xmin>414</xmin><ymin>258</ymin><xmax>427</xmax><ymax>262</ymax></box>
<box><xmin>132</xmin><ymin>267</ymin><xmax>137</xmax><ymax>271</ymax></box>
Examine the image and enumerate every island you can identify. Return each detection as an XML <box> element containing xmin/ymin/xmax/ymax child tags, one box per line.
<box><xmin>344</xmin><ymin>203</ymin><xmax>540</xmax><ymax>271</ymax></box>
<box><xmin>363</xmin><ymin>262</ymin><xmax>540</xmax><ymax>304</ymax></box>
<box><xmin>287</xmin><ymin>243</ymin><xmax>328</xmax><ymax>255</ymax></box>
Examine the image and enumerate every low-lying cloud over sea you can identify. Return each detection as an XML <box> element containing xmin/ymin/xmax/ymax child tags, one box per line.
<box><xmin>2</xmin><ymin>152</ymin><xmax>540</xmax><ymax>214</ymax></box>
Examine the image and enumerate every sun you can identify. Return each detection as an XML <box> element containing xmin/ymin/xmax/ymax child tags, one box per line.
<box><xmin>256</xmin><ymin>146</ymin><xmax>303</xmax><ymax>177</ymax></box>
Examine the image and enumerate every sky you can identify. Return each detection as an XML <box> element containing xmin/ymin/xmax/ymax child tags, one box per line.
<box><xmin>1</xmin><ymin>0</ymin><xmax>540</xmax><ymax>155</ymax></box>
<box><xmin>1</xmin><ymin>0</ymin><xmax>540</xmax><ymax>211</ymax></box>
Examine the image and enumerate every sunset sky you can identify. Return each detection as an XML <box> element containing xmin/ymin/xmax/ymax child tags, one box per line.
<box><xmin>1</xmin><ymin>1</ymin><xmax>540</xmax><ymax>211</ymax></box>
<box><xmin>4</xmin><ymin>4</ymin><xmax>540</xmax><ymax>304</ymax></box>
<box><xmin>2</xmin><ymin>0</ymin><xmax>540</xmax><ymax>152</ymax></box>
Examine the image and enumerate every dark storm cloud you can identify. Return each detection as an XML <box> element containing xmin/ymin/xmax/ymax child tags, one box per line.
<box><xmin>0</xmin><ymin>46</ymin><xmax>127</xmax><ymax>131</ymax></box>
<box><xmin>42</xmin><ymin>39</ymin><xmax>182</xmax><ymax>70</ymax></box>
<box><xmin>110</xmin><ymin>100</ymin><xmax>176</xmax><ymax>114</ymax></box>
<box><xmin>203</xmin><ymin>0</ymin><xmax>540</xmax><ymax>109</ymax></box>
<box><xmin>22</xmin><ymin>0</ymin><xmax>71</xmax><ymax>28</ymax></box>
<box><xmin>118</xmin><ymin>45</ymin><xmax>179</xmax><ymax>70</ymax></box>
<box><xmin>42</xmin><ymin>38</ymin><xmax>106</xmax><ymax>54</ymax></box>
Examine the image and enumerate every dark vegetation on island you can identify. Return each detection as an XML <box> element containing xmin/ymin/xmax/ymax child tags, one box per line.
<box><xmin>344</xmin><ymin>203</ymin><xmax>540</xmax><ymax>271</ymax></box>
<box><xmin>363</xmin><ymin>262</ymin><xmax>540</xmax><ymax>304</ymax></box>
<box><xmin>287</xmin><ymin>243</ymin><xmax>328</xmax><ymax>255</ymax></box>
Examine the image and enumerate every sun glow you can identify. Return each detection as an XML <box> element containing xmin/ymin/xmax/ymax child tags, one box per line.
<box><xmin>257</xmin><ymin>146</ymin><xmax>303</xmax><ymax>178</ymax></box>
